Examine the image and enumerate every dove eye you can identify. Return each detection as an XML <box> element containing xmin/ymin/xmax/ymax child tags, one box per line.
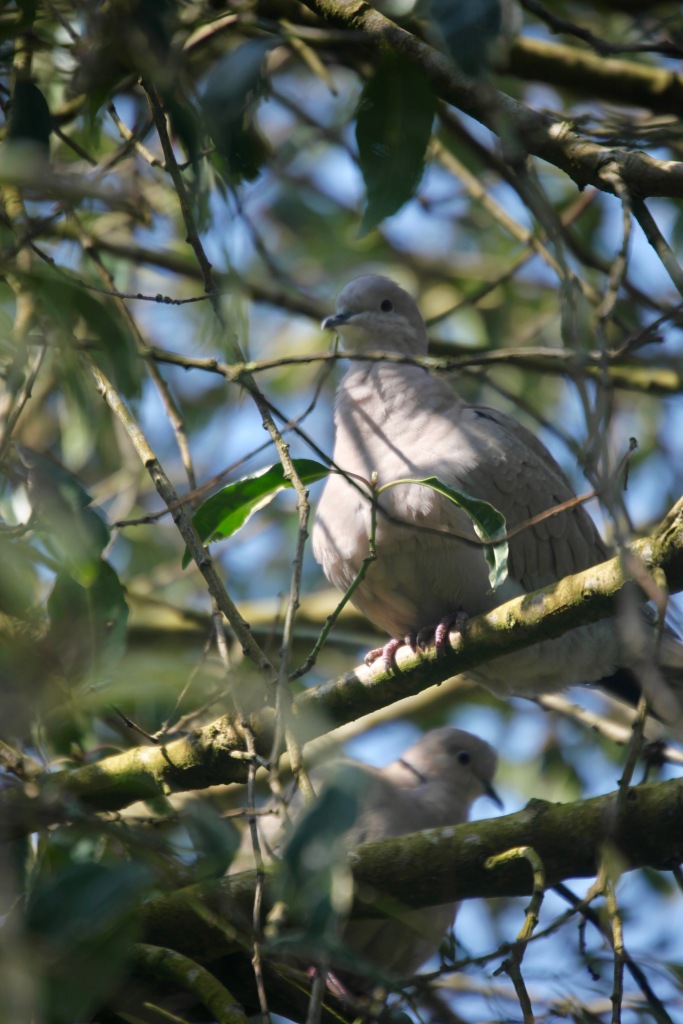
<box><xmin>456</xmin><ymin>750</ymin><xmax>471</xmax><ymax>765</ymax></box>
<box><xmin>380</xmin><ymin>299</ymin><xmax>393</xmax><ymax>312</ymax></box>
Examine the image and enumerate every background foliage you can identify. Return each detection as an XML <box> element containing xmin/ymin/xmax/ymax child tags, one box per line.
<box><xmin>1</xmin><ymin>1</ymin><xmax>683</xmax><ymax>1022</ymax></box>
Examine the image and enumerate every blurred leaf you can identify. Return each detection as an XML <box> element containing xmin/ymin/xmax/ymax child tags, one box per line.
<box><xmin>19</xmin><ymin>447</ymin><xmax>109</xmax><ymax>577</ymax></box>
<box><xmin>161</xmin><ymin>91</ymin><xmax>201</xmax><ymax>173</ymax></box>
<box><xmin>6</xmin><ymin>79</ymin><xmax>51</xmax><ymax>152</ymax></box>
<box><xmin>271</xmin><ymin>765</ymin><xmax>365</xmax><ymax>947</ymax></box>
<box><xmin>183</xmin><ymin>458</ymin><xmax>329</xmax><ymax>567</ymax></box>
<box><xmin>71</xmin><ymin>0</ymin><xmax>178</xmax><ymax>114</ymax></box>
<box><xmin>394</xmin><ymin>476</ymin><xmax>508</xmax><ymax>588</ymax></box>
<box><xmin>47</xmin><ymin>561</ymin><xmax>129</xmax><ymax>682</ymax></box>
<box><xmin>429</xmin><ymin>0</ymin><xmax>502</xmax><ymax>76</ymax></box>
<box><xmin>0</xmin><ymin>535</ymin><xmax>39</xmax><ymax>616</ymax></box>
<box><xmin>25</xmin><ymin>860</ymin><xmax>149</xmax><ymax>1024</ymax></box>
<box><xmin>356</xmin><ymin>57</ymin><xmax>435</xmax><ymax>236</ymax></box>
<box><xmin>182</xmin><ymin>800</ymin><xmax>240</xmax><ymax>880</ymax></box>
<box><xmin>17</xmin><ymin>271</ymin><xmax>141</xmax><ymax>398</ymax></box>
<box><xmin>202</xmin><ymin>38</ymin><xmax>278</xmax><ymax>182</ymax></box>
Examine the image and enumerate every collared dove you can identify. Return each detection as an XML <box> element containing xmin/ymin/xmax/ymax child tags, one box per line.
<box><xmin>311</xmin><ymin>275</ymin><xmax>683</xmax><ymax>710</ymax></box>
<box><xmin>250</xmin><ymin>727</ymin><xmax>500</xmax><ymax>992</ymax></box>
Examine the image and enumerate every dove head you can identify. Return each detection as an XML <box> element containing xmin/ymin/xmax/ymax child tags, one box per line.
<box><xmin>397</xmin><ymin>727</ymin><xmax>502</xmax><ymax>816</ymax></box>
<box><xmin>322</xmin><ymin>275</ymin><xmax>429</xmax><ymax>356</ymax></box>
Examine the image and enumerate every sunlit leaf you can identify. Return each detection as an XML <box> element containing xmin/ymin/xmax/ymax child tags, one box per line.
<box><xmin>183</xmin><ymin>458</ymin><xmax>329</xmax><ymax>567</ymax></box>
<box><xmin>356</xmin><ymin>57</ymin><xmax>435</xmax><ymax>236</ymax></box>
<box><xmin>413</xmin><ymin>476</ymin><xmax>508</xmax><ymax>589</ymax></box>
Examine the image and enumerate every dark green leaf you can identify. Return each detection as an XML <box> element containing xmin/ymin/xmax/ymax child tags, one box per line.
<box><xmin>7</xmin><ymin>79</ymin><xmax>51</xmax><ymax>151</ymax></box>
<box><xmin>356</xmin><ymin>57</ymin><xmax>435</xmax><ymax>236</ymax></box>
<box><xmin>161</xmin><ymin>91</ymin><xmax>201</xmax><ymax>173</ymax></box>
<box><xmin>272</xmin><ymin>765</ymin><xmax>365</xmax><ymax>945</ymax></box>
<box><xmin>429</xmin><ymin>0</ymin><xmax>502</xmax><ymax>76</ymax></box>
<box><xmin>182</xmin><ymin>801</ymin><xmax>240</xmax><ymax>880</ymax></box>
<box><xmin>25</xmin><ymin>861</ymin><xmax>148</xmax><ymax>1024</ymax></box>
<box><xmin>19</xmin><ymin>447</ymin><xmax>110</xmax><ymax>575</ymax></box>
<box><xmin>413</xmin><ymin>476</ymin><xmax>508</xmax><ymax>588</ymax></box>
<box><xmin>0</xmin><ymin>535</ymin><xmax>39</xmax><ymax>616</ymax></box>
<box><xmin>16</xmin><ymin>271</ymin><xmax>141</xmax><ymax>398</ymax></box>
<box><xmin>202</xmin><ymin>39</ymin><xmax>278</xmax><ymax>182</ymax></box>
<box><xmin>183</xmin><ymin>458</ymin><xmax>329</xmax><ymax>567</ymax></box>
<box><xmin>47</xmin><ymin>561</ymin><xmax>129</xmax><ymax>682</ymax></box>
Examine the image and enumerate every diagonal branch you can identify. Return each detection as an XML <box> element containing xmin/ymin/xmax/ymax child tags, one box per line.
<box><xmin>2</xmin><ymin>499</ymin><xmax>682</xmax><ymax>832</ymax></box>
<box><xmin>299</xmin><ymin>0</ymin><xmax>683</xmax><ymax>199</ymax></box>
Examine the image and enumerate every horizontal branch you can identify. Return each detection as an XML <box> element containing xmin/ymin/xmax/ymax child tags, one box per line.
<box><xmin>2</xmin><ymin>500</ymin><xmax>682</xmax><ymax>834</ymax></box>
<box><xmin>297</xmin><ymin>496</ymin><xmax>683</xmax><ymax>725</ymax></box>
<box><xmin>139</xmin><ymin>776</ymin><xmax>683</xmax><ymax>962</ymax></box>
<box><xmin>147</xmin><ymin>344</ymin><xmax>683</xmax><ymax>397</ymax></box>
<box><xmin>503</xmin><ymin>37</ymin><xmax>683</xmax><ymax>116</ymax></box>
<box><xmin>301</xmin><ymin>0</ymin><xmax>683</xmax><ymax>198</ymax></box>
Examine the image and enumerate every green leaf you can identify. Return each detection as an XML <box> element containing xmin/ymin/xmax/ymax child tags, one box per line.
<box><xmin>7</xmin><ymin>79</ymin><xmax>52</xmax><ymax>151</ymax></box>
<box><xmin>183</xmin><ymin>458</ymin><xmax>329</xmax><ymax>568</ymax></box>
<box><xmin>25</xmin><ymin>861</ymin><xmax>149</xmax><ymax>1024</ymax></box>
<box><xmin>182</xmin><ymin>801</ymin><xmax>240</xmax><ymax>880</ymax></box>
<box><xmin>429</xmin><ymin>0</ymin><xmax>502</xmax><ymax>76</ymax></box>
<box><xmin>19</xmin><ymin>447</ymin><xmax>110</xmax><ymax>577</ymax></box>
<box><xmin>201</xmin><ymin>38</ymin><xmax>278</xmax><ymax>182</ymax></box>
<box><xmin>47</xmin><ymin>561</ymin><xmax>129</xmax><ymax>682</ymax></box>
<box><xmin>272</xmin><ymin>765</ymin><xmax>365</xmax><ymax>946</ymax></box>
<box><xmin>356</xmin><ymin>57</ymin><xmax>436</xmax><ymax>236</ymax></box>
<box><xmin>413</xmin><ymin>476</ymin><xmax>508</xmax><ymax>589</ymax></box>
<box><xmin>16</xmin><ymin>270</ymin><xmax>141</xmax><ymax>398</ymax></box>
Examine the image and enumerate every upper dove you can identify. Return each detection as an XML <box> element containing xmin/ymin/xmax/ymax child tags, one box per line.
<box><xmin>311</xmin><ymin>275</ymin><xmax>683</xmax><ymax>713</ymax></box>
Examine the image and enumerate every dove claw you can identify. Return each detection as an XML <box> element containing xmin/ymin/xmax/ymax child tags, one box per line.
<box><xmin>364</xmin><ymin>637</ymin><xmax>403</xmax><ymax>672</ymax></box>
<box><xmin>434</xmin><ymin>610</ymin><xmax>469</xmax><ymax>656</ymax></box>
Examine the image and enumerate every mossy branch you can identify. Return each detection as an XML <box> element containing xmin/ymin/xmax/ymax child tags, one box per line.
<box><xmin>300</xmin><ymin>0</ymin><xmax>683</xmax><ymax>199</ymax></box>
<box><xmin>502</xmin><ymin>37</ymin><xmax>683</xmax><ymax>116</ymax></box>
<box><xmin>1</xmin><ymin>499</ymin><xmax>682</xmax><ymax>833</ymax></box>
<box><xmin>139</xmin><ymin>776</ymin><xmax>683</xmax><ymax>962</ymax></box>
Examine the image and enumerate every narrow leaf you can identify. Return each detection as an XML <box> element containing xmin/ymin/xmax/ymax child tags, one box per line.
<box><xmin>183</xmin><ymin>458</ymin><xmax>329</xmax><ymax>568</ymax></box>
<box><xmin>15</xmin><ymin>270</ymin><xmax>141</xmax><ymax>398</ymax></box>
<box><xmin>414</xmin><ymin>476</ymin><xmax>508</xmax><ymax>589</ymax></box>
<box><xmin>356</xmin><ymin>57</ymin><xmax>435</xmax><ymax>236</ymax></box>
<box><xmin>7</xmin><ymin>79</ymin><xmax>52</xmax><ymax>151</ymax></box>
<box><xmin>201</xmin><ymin>38</ymin><xmax>277</xmax><ymax>182</ymax></box>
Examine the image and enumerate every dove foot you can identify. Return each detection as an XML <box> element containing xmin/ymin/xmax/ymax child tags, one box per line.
<box><xmin>364</xmin><ymin>637</ymin><xmax>404</xmax><ymax>672</ymax></box>
<box><xmin>433</xmin><ymin>610</ymin><xmax>469</xmax><ymax>656</ymax></box>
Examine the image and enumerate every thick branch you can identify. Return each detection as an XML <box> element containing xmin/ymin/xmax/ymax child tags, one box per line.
<box><xmin>2</xmin><ymin>499</ymin><xmax>682</xmax><ymax>830</ymax></box>
<box><xmin>140</xmin><ymin>776</ymin><xmax>683</xmax><ymax>961</ymax></box>
<box><xmin>503</xmin><ymin>37</ymin><xmax>683</xmax><ymax>116</ymax></box>
<box><xmin>301</xmin><ymin>0</ymin><xmax>683</xmax><ymax>198</ymax></box>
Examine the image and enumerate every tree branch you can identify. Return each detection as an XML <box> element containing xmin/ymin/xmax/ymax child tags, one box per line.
<box><xmin>502</xmin><ymin>37</ymin><xmax>683</xmax><ymax>116</ymax></box>
<box><xmin>2</xmin><ymin>499</ymin><xmax>682</xmax><ymax>833</ymax></box>
<box><xmin>139</xmin><ymin>776</ymin><xmax>683</xmax><ymax>961</ymax></box>
<box><xmin>300</xmin><ymin>0</ymin><xmax>683</xmax><ymax>198</ymax></box>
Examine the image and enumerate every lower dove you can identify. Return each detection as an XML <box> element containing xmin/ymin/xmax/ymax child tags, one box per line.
<box><xmin>311</xmin><ymin>275</ymin><xmax>683</xmax><ymax>713</ymax></box>
<box><xmin>252</xmin><ymin>727</ymin><xmax>500</xmax><ymax>993</ymax></box>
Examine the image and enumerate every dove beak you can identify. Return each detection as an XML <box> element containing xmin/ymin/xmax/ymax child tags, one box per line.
<box><xmin>322</xmin><ymin>312</ymin><xmax>350</xmax><ymax>331</ymax></box>
<box><xmin>484</xmin><ymin>781</ymin><xmax>504</xmax><ymax>809</ymax></box>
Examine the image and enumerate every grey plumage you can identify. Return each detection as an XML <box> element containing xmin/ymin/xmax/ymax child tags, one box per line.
<box><xmin>312</xmin><ymin>275</ymin><xmax>683</xmax><ymax>709</ymax></box>
<box><xmin>251</xmin><ymin>727</ymin><xmax>499</xmax><ymax>991</ymax></box>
